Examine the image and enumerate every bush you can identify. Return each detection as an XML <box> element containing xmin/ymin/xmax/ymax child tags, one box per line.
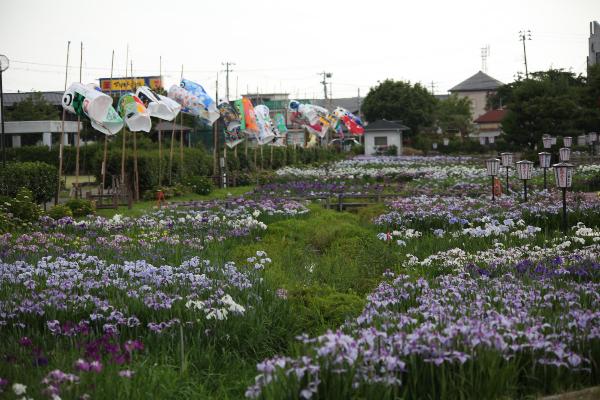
<box><xmin>182</xmin><ymin>176</ymin><xmax>213</xmax><ymax>195</ymax></box>
<box><xmin>0</xmin><ymin>162</ymin><xmax>58</xmax><ymax>204</ymax></box>
<box><xmin>1</xmin><ymin>188</ymin><xmax>42</xmax><ymax>225</ymax></box>
<box><xmin>47</xmin><ymin>204</ymin><xmax>73</xmax><ymax>219</ymax></box>
<box><xmin>64</xmin><ymin>198</ymin><xmax>95</xmax><ymax>217</ymax></box>
<box><xmin>385</xmin><ymin>145</ymin><xmax>398</xmax><ymax>156</ymax></box>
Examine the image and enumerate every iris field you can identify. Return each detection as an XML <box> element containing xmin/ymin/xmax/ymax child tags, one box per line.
<box><xmin>1</xmin><ymin>156</ymin><xmax>599</xmax><ymax>399</ymax></box>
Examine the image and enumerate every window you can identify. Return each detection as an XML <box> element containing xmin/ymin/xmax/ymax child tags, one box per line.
<box><xmin>374</xmin><ymin>136</ymin><xmax>388</xmax><ymax>146</ymax></box>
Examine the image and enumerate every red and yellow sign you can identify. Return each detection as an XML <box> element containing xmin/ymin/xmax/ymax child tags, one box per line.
<box><xmin>99</xmin><ymin>76</ymin><xmax>162</xmax><ymax>92</ymax></box>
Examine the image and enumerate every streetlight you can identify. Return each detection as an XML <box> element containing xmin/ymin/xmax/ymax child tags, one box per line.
<box><xmin>553</xmin><ymin>162</ymin><xmax>574</xmax><ymax>233</ymax></box>
<box><xmin>563</xmin><ymin>136</ymin><xmax>572</xmax><ymax>148</ymax></box>
<box><xmin>485</xmin><ymin>158</ymin><xmax>500</xmax><ymax>201</ymax></box>
<box><xmin>542</xmin><ymin>135</ymin><xmax>553</xmax><ymax>149</ymax></box>
<box><xmin>588</xmin><ymin>132</ymin><xmax>598</xmax><ymax>156</ymax></box>
<box><xmin>538</xmin><ymin>152</ymin><xmax>551</xmax><ymax>190</ymax></box>
<box><xmin>0</xmin><ymin>54</ymin><xmax>9</xmax><ymax>167</ymax></box>
<box><xmin>516</xmin><ymin>160</ymin><xmax>533</xmax><ymax>202</ymax></box>
<box><xmin>559</xmin><ymin>147</ymin><xmax>571</xmax><ymax>162</ymax></box>
<box><xmin>501</xmin><ymin>152</ymin><xmax>513</xmax><ymax>193</ymax></box>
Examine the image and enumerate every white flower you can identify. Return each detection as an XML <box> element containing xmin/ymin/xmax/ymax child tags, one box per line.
<box><xmin>12</xmin><ymin>383</ymin><xmax>27</xmax><ymax>395</ymax></box>
<box><xmin>252</xmin><ymin>210</ymin><xmax>261</xmax><ymax>218</ymax></box>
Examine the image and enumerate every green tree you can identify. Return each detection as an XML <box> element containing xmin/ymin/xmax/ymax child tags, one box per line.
<box><xmin>6</xmin><ymin>92</ymin><xmax>60</xmax><ymax>121</ymax></box>
<box><xmin>496</xmin><ymin>69</ymin><xmax>586</xmax><ymax>149</ymax></box>
<box><xmin>435</xmin><ymin>94</ymin><xmax>473</xmax><ymax>137</ymax></box>
<box><xmin>361</xmin><ymin>79</ymin><xmax>437</xmax><ymax>135</ymax></box>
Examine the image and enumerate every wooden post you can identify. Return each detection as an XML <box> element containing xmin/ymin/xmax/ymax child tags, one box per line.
<box><xmin>179</xmin><ymin>112</ymin><xmax>184</xmax><ymax>179</ymax></box>
<box><xmin>212</xmin><ymin>75</ymin><xmax>219</xmax><ymax>178</ymax></box>
<box><xmin>56</xmin><ymin>41</ymin><xmax>70</xmax><ymax>205</ymax></box>
<box><xmin>101</xmin><ymin>49</ymin><xmax>114</xmax><ymax>196</ymax></box>
<box><xmin>121</xmin><ymin>128</ymin><xmax>127</xmax><ymax>187</ymax></box>
<box><xmin>168</xmin><ymin>126</ymin><xmax>175</xmax><ymax>186</ymax></box>
<box><xmin>74</xmin><ymin>41</ymin><xmax>83</xmax><ymax>198</ymax></box>
<box><xmin>133</xmin><ymin>131</ymin><xmax>139</xmax><ymax>201</ymax></box>
<box><xmin>158</xmin><ymin>129</ymin><xmax>162</xmax><ymax>186</ymax></box>
<box><xmin>270</xmin><ymin>144</ymin><xmax>273</xmax><ymax>167</ymax></box>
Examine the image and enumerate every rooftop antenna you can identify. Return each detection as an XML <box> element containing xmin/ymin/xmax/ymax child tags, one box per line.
<box><xmin>481</xmin><ymin>45</ymin><xmax>490</xmax><ymax>73</ymax></box>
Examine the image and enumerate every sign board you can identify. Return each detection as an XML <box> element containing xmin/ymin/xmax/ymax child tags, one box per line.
<box><xmin>98</xmin><ymin>76</ymin><xmax>162</xmax><ymax>93</ymax></box>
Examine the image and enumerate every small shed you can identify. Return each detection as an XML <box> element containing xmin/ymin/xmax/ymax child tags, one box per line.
<box><xmin>364</xmin><ymin>119</ymin><xmax>409</xmax><ymax>156</ymax></box>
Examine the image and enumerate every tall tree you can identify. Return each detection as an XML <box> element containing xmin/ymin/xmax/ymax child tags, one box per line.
<box><xmin>496</xmin><ymin>69</ymin><xmax>586</xmax><ymax>149</ymax></box>
<box><xmin>6</xmin><ymin>92</ymin><xmax>60</xmax><ymax>121</ymax></box>
<box><xmin>435</xmin><ymin>94</ymin><xmax>473</xmax><ymax>137</ymax></box>
<box><xmin>361</xmin><ymin>79</ymin><xmax>437</xmax><ymax>135</ymax></box>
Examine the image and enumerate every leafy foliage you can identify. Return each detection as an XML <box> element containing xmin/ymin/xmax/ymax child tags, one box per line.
<box><xmin>5</xmin><ymin>92</ymin><xmax>60</xmax><ymax>121</ymax></box>
<box><xmin>64</xmin><ymin>198</ymin><xmax>95</xmax><ymax>217</ymax></box>
<box><xmin>361</xmin><ymin>80</ymin><xmax>437</xmax><ymax>135</ymax></box>
<box><xmin>495</xmin><ymin>69</ymin><xmax>598</xmax><ymax>149</ymax></box>
<box><xmin>0</xmin><ymin>161</ymin><xmax>58</xmax><ymax>204</ymax></box>
<box><xmin>435</xmin><ymin>94</ymin><xmax>473</xmax><ymax>136</ymax></box>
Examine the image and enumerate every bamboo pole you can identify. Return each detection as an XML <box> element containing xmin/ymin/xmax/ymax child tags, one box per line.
<box><xmin>168</xmin><ymin>126</ymin><xmax>175</xmax><ymax>185</ymax></box>
<box><xmin>179</xmin><ymin>65</ymin><xmax>185</xmax><ymax>181</ymax></box>
<box><xmin>56</xmin><ymin>41</ymin><xmax>70</xmax><ymax>205</ymax></box>
<box><xmin>158</xmin><ymin>129</ymin><xmax>162</xmax><ymax>186</ymax></box>
<box><xmin>120</xmin><ymin>45</ymin><xmax>129</xmax><ymax>188</ymax></box>
<box><xmin>131</xmin><ymin>59</ymin><xmax>140</xmax><ymax>201</ymax></box>
<box><xmin>74</xmin><ymin>41</ymin><xmax>83</xmax><ymax>198</ymax></box>
<box><xmin>101</xmin><ymin>49</ymin><xmax>114</xmax><ymax>196</ymax></box>
<box><xmin>213</xmin><ymin>75</ymin><xmax>219</xmax><ymax>178</ymax></box>
<box><xmin>158</xmin><ymin>56</ymin><xmax>162</xmax><ymax>186</ymax></box>
<box><xmin>270</xmin><ymin>144</ymin><xmax>273</xmax><ymax>167</ymax></box>
<box><xmin>133</xmin><ymin>130</ymin><xmax>139</xmax><ymax>201</ymax></box>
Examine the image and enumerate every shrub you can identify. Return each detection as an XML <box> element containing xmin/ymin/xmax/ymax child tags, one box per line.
<box><xmin>64</xmin><ymin>198</ymin><xmax>95</xmax><ymax>217</ymax></box>
<box><xmin>47</xmin><ymin>204</ymin><xmax>73</xmax><ymax>219</ymax></box>
<box><xmin>2</xmin><ymin>188</ymin><xmax>42</xmax><ymax>225</ymax></box>
<box><xmin>182</xmin><ymin>176</ymin><xmax>213</xmax><ymax>195</ymax></box>
<box><xmin>385</xmin><ymin>145</ymin><xmax>398</xmax><ymax>156</ymax></box>
<box><xmin>0</xmin><ymin>162</ymin><xmax>58</xmax><ymax>204</ymax></box>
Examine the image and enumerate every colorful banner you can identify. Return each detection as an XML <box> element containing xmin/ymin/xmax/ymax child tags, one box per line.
<box><xmin>118</xmin><ymin>93</ymin><xmax>151</xmax><ymax>132</ymax></box>
<box><xmin>179</xmin><ymin>79</ymin><xmax>219</xmax><ymax>125</ymax></box>
<box><xmin>242</xmin><ymin>97</ymin><xmax>258</xmax><ymax>135</ymax></box>
<box><xmin>136</xmin><ymin>86</ymin><xmax>181</xmax><ymax>121</ymax></box>
<box><xmin>217</xmin><ymin>101</ymin><xmax>241</xmax><ymax>131</ymax></box>
<box><xmin>274</xmin><ymin>113</ymin><xmax>288</xmax><ymax>134</ymax></box>
<box><xmin>254</xmin><ymin>104</ymin><xmax>276</xmax><ymax>145</ymax></box>
<box><xmin>234</xmin><ymin>99</ymin><xmax>246</xmax><ymax>132</ymax></box>
<box><xmin>62</xmin><ymin>83</ymin><xmax>123</xmax><ymax>135</ymax></box>
<box><xmin>99</xmin><ymin>76</ymin><xmax>162</xmax><ymax>93</ymax></box>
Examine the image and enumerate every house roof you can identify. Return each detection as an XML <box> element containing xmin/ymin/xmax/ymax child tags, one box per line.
<box><xmin>365</xmin><ymin>119</ymin><xmax>410</xmax><ymax>132</ymax></box>
<box><xmin>2</xmin><ymin>91</ymin><xmax>64</xmax><ymax>107</ymax></box>
<box><xmin>474</xmin><ymin>109</ymin><xmax>508</xmax><ymax>124</ymax></box>
<box><xmin>309</xmin><ymin>97</ymin><xmax>362</xmax><ymax>114</ymax></box>
<box><xmin>154</xmin><ymin>121</ymin><xmax>193</xmax><ymax>132</ymax></box>
<box><xmin>449</xmin><ymin>71</ymin><xmax>504</xmax><ymax>92</ymax></box>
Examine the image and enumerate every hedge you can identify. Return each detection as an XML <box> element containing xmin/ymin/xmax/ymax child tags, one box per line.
<box><xmin>0</xmin><ymin>162</ymin><xmax>58</xmax><ymax>204</ymax></box>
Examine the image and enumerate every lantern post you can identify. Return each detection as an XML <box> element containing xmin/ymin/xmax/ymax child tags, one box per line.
<box><xmin>538</xmin><ymin>152</ymin><xmax>551</xmax><ymax>190</ymax></box>
<box><xmin>501</xmin><ymin>152</ymin><xmax>513</xmax><ymax>193</ymax></box>
<box><xmin>516</xmin><ymin>160</ymin><xmax>533</xmax><ymax>202</ymax></box>
<box><xmin>553</xmin><ymin>162</ymin><xmax>574</xmax><ymax>233</ymax></box>
<box><xmin>485</xmin><ymin>158</ymin><xmax>500</xmax><ymax>201</ymax></box>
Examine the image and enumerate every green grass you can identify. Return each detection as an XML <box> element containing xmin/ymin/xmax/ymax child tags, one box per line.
<box><xmin>95</xmin><ymin>186</ymin><xmax>254</xmax><ymax>218</ymax></box>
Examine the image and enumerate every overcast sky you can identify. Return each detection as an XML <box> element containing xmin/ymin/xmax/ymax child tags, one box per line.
<box><xmin>1</xmin><ymin>0</ymin><xmax>599</xmax><ymax>99</ymax></box>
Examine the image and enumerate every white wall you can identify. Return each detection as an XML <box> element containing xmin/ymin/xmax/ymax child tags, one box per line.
<box><xmin>364</xmin><ymin>131</ymin><xmax>402</xmax><ymax>156</ymax></box>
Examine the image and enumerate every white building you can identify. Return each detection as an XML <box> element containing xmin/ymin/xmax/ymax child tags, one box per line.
<box><xmin>363</xmin><ymin>119</ymin><xmax>408</xmax><ymax>156</ymax></box>
<box><xmin>589</xmin><ymin>21</ymin><xmax>600</xmax><ymax>66</ymax></box>
<box><xmin>449</xmin><ymin>71</ymin><xmax>504</xmax><ymax>120</ymax></box>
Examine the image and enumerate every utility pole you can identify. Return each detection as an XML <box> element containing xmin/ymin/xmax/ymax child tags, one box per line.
<box><xmin>221</xmin><ymin>62</ymin><xmax>235</xmax><ymax>101</ymax></box>
<box><xmin>318</xmin><ymin>71</ymin><xmax>332</xmax><ymax>101</ymax></box>
<box><xmin>519</xmin><ymin>30</ymin><xmax>532</xmax><ymax>79</ymax></box>
<box><xmin>430</xmin><ymin>81</ymin><xmax>436</xmax><ymax>95</ymax></box>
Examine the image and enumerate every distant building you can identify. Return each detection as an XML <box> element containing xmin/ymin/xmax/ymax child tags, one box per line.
<box><xmin>449</xmin><ymin>71</ymin><xmax>504</xmax><ymax>120</ymax></box>
<box><xmin>363</xmin><ymin>119</ymin><xmax>409</xmax><ymax>156</ymax></box>
<box><xmin>589</xmin><ymin>21</ymin><xmax>600</xmax><ymax>66</ymax></box>
<box><xmin>471</xmin><ymin>109</ymin><xmax>508</xmax><ymax>144</ymax></box>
